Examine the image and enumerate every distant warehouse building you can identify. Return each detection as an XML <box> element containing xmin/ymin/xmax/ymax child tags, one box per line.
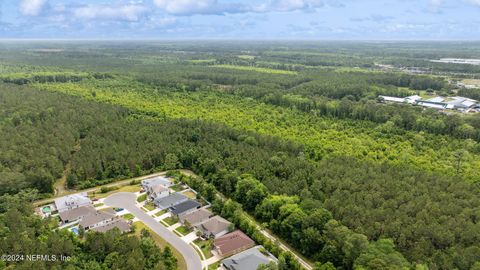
<box><xmin>379</xmin><ymin>95</ymin><xmax>479</xmax><ymax>112</ymax></box>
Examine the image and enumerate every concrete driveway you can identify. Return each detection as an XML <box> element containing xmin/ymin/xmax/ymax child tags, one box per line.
<box><xmin>104</xmin><ymin>192</ymin><xmax>202</xmax><ymax>270</ymax></box>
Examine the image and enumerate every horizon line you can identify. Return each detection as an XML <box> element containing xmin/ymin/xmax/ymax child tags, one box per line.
<box><xmin>1</xmin><ymin>38</ymin><xmax>480</xmax><ymax>42</ymax></box>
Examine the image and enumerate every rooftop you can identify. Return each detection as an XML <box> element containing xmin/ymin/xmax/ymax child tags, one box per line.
<box><xmin>222</xmin><ymin>246</ymin><xmax>274</xmax><ymax>270</ymax></box>
<box><xmin>170</xmin><ymin>200</ymin><xmax>201</xmax><ymax>216</ymax></box>
<box><xmin>180</xmin><ymin>208</ymin><xmax>213</xmax><ymax>225</ymax></box>
<box><xmin>54</xmin><ymin>192</ymin><xmax>91</xmax><ymax>212</ymax></box>
<box><xmin>142</xmin><ymin>176</ymin><xmax>172</xmax><ymax>187</ymax></box>
<box><xmin>199</xmin><ymin>215</ymin><xmax>232</xmax><ymax>235</ymax></box>
<box><xmin>151</xmin><ymin>184</ymin><xmax>169</xmax><ymax>194</ymax></box>
<box><xmin>214</xmin><ymin>230</ymin><xmax>255</xmax><ymax>256</ymax></box>
<box><xmin>154</xmin><ymin>192</ymin><xmax>188</xmax><ymax>209</ymax></box>
<box><xmin>91</xmin><ymin>219</ymin><xmax>131</xmax><ymax>233</ymax></box>
<box><xmin>79</xmin><ymin>209</ymin><xmax>116</xmax><ymax>228</ymax></box>
<box><xmin>58</xmin><ymin>205</ymin><xmax>96</xmax><ymax>222</ymax></box>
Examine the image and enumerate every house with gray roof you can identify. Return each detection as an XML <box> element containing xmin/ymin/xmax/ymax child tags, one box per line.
<box><xmin>54</xmin><ymin>192</ymin><xmax>92</xmax><ymax>213</ymax></box>
<box><xmin>179</xmin><ymin>208</ymin><xmax>213</xmax><ymax>227</ymax></box>
<box><xmin>142</xmin><ymin>176</ymin><xmax>173</xmax><ymax>190</ymax></box>
<box><xmin>169</xmin><ymin>200</ymin><xmax>201</xmax><ymax>216</ymax></box>
<box><xmin>222</xmin><ymin>246</ymin><xmax>277</xmax><ymax>270</ymax></box>
<box><xmin>91</xmin><ymin>219</ymin><xmax>131</xmax><ymax>233</ymax></box>
<box><xmin>154</xmin><ymin>192</ymin><xmax>188</xmax><ymax>209</ymax></box>
<box><xmin>196</xmin><ymin>215</ymin><xmax>232</xmax><ymax>239</ymax></box>
<box><xmin>58</xmin><ymin>205</ymin><xmax>96</xmax><ymax>224</ymax></box>
<box><xmin>79</xmin><ymin>209</ymin><xmax>116</xmax><ymax>230</ymax></box>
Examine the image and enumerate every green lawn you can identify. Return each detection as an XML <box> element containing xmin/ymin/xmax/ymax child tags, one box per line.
<box><xmin>154</xmin><ymin>209</ymin><xmax>167</xmax><ymax>217</ymax></box>
<box><xmin>122</xmin><ymin>213</ymin><xmax>135</xmax><ymax>220</ymax></box>
<box><xmin>208</xmin><ymin>261</ymin><xmax>220</xmax><ymax>270</ymax></box>
<box><xmin>137</xmin><ymin>193</ymin><xmax>147</xmax><ymax>202</ymax></box>
<box><xmin>144</xmin><ymin>202</ymin><xmax>156</xmax><ymax>211</ymax></box>
<box><xmin>182</xmin><ymin>190</ymin><xmax>196</xmax><ymax>199</ymax></box>
<box><xmin>175</xmin><ymin>225</ymin><xmax>193</xmax><ymax>236</ymax></box>
<box><xmin>92</xmin><ymin>185</ymin><xmax>141</xmax><ymax>199</ymax></box>
<box><xmin>162</xmin><ymin>216</ymin><xmax>179</xmax><ymax>226</ymax></box>
<box><xmin>93</xmin><ymin>203</ymin><xmax>104</xmax><ymax>207</ymax></box>
<box><xmin>170</xmin><ymin>184</ymin><xmax>185</xmax><ymax>192</ymax></box>
<box><xmin>193</xmin><ymin>238</ymin><xmax>213</xmax><ymax>259</ymax></box>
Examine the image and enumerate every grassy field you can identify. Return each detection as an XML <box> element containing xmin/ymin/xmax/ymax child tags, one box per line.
<box><xmin>212</xmin><ymin>64</ymin><xmax>297</xmax><ymax>75</ymax></box>
<box><xmin>193</xmin><ymin>239</ymin><xmax>213</xmax><ymax>259</ymax></box>
<box><xmin>175</xmin><ymin>225</ymin><xmax>193</xmax><ymax>236</ymax></box>
<box><xmin>144</xmin><ymin>202</ymin><xmax>156</xmax><ymax>211</ymax></box>
<box><xmin>162</xmin><ymin>216</ymin><xmax>179</xmax><ymax>226</ymax></box>
<box><xmin>154</xmin><ymin>209</ymin><xmax>167</xmax><ymax>217</ymax></box>
<box><xmin>181</xmin><ymin>190</ymin><xmax>196</xmax><ymax>199</ymax></box>
<box><xmin>170</xmin><ymin>184</ymin><xmax>185</xmax><ymax>192</ymax></box>
<box><xmin>137</xmin><ymin>193</ymin><xmax>147</xmax><ymax>202</ymax></box>
<box><xmin>208</xmin><ymin>261</ymin><xmax>220</xmax><ymax>270</ymax></box>
<box><xmin>122</xmin><ymin>213</ymin><xmax>134</xmax><ymax>220</ymax></box>
<box><xmin>133</xmin><ymin>221</ymin><xmax>187</xmax><ymax>270</ymax></box>
<box><xmin>91</xmin><ymin>184</ymin><xmax>141</xmax><ymax>199</ymax></box>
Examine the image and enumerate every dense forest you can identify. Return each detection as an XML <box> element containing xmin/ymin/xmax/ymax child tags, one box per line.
<box><xmin>1</xmin><ymin>41</ymin><xmax>480</xmax><ymax>269</ymax></box>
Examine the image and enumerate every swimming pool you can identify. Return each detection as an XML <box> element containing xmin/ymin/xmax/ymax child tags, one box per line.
<box><xmin>71</xmin><ymin>227</ymin><xmax>79</xmax><ymax>235</ymax></box>
<box><xmin>42</xmin><ymin>205</ymin><xmax>52</xmax><ymax>214</ymax></box>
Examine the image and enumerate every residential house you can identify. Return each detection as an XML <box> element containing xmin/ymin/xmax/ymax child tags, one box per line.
<box><xmin>222</xmin><ymin>246</ymin><xmax>277</xmax><ymax>270</ymax></box>
<box><xmin>90</xmin><ymin>219</ymin><xmax>131</xmax><ymax>233</ymax></box>
<box><xmin>213</xmin><ymin>230</ymin><xmax>255</xmax><ymax>257</ymax></box>
<box><xmin>169</xmin><ymin>200</ymin><xmax>201</xmax><ymax>216</ymax></box>
<box><xmin>197</xmin><ymin>215</ymin><xmax>232</xmax><ymax>239</ymax></box>
<box><xmin>148</xmin><ymin>184</ymin><xmax>170</xmax><ymax>200</ymax></box>
<box><xmin>79</xmin><ymin>209</ymin><xmax>116</xmax><ymax>230</ymax></box>
<box><xmin>58</xmin><ymin>205</ymin><xmax>96</xmax><ymax>224</ymax></box>
<box><xmin>154</xmin><ymin>193</ymin><xmax>188</xmax><ymax>210</ymax></box>
<box><xmin>179</xmin><ymin>208</ymin><xmax>213</xmax><ymax>227</ymax></box>
<box><xmin>141</xmin><ymin>176</ymin><xmax>173</xmax><ymax>190</ymax></box>
<box><xmin>54</xmin><ymin>193</ymin><xmax>92</xmax><ymax>213</ymax></box>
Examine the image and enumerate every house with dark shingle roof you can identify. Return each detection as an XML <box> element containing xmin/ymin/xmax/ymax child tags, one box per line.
<box><xmin>169</xmin><ymin>200</ymin><xmax>201</xmax><ymax>216</ymax></box>
<box><xmin>222</xmin><ymin>246</ymin><xmax>277</xmax><ymax>270</ymax></box>
<box><xmin>213</xmin><ymin>230</ymin><xmax>255</xmax><ymax>257</ymax></box>
<box><xmin>154</xmin><ymin>192</ymin><xmax>188</xmax><ymax>209</ymax></box>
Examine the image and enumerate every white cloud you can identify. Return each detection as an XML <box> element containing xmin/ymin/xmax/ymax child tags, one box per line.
<box><xmin>73</xmin><ymin>4</ymin><xmax>148</xmax><ymax>21</ymax></box>
<box><xmin>468</xmin><ymin>0</ymin><xmax>480</xmax><ymax>5</ymax></box>
<box><xmin>255</xmin><ymin>0</ymin><xmax>324</xmax><ymax>12</ymax></box>
<box><xmin>19</xmin><ymin>0</ymin><xmax>46</xmax><ymax>16</ymax></box>
<box><xmin>153</xmin><ymin>0</ymin><xmax>325</xmax><ymax>15</ymax></box>
<box><xmin>154</xmin><ymin>0</ymin><xmax>215</xmax><ymax>15</ymax></box>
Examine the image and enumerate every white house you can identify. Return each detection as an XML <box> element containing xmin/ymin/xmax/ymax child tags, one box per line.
<box><xmin>54</xmin><ymin>193</ymin><xmax>92</xmax><ymax>213</ymax></box>
<box><xmin>148</xmin><ymin>184</ymin><xmax>170</xmax><ymax>200</ymax></box>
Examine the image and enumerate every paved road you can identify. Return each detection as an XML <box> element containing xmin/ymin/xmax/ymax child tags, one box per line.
<box><xmin>104</xmin><ymin>192</ymin><xmax>202</xmax><ymax>270</ymax></box>
<box><xmin>34</xmin><ymin>172</ymin><xmax>167</xmax><ymax>206</ymax></box>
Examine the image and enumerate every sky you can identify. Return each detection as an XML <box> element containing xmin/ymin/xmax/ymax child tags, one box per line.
<box><xmin>0</xmin><ymin>0</ymin><xmax>479</xmax><ymax>40</ymax></box>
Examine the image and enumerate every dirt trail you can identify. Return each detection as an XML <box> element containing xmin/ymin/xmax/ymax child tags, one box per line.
<box><xmin>54</xmin><ymin>140</ymin><xmax>81</xmax><ymax>196</ymax></box>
